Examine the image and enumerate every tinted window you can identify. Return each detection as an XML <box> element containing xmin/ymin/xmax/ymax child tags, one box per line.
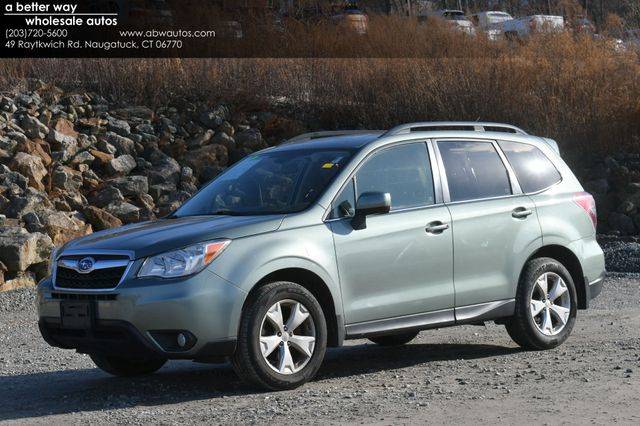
<box><xmin>499</xmin><ymin>141</ymin><xmax>561</xmax><ymax>193</ymax></box>
<box><xmin>438</xmin><ymin>141</ymin><xmax>512</xmax><ymax>202</ymax></box>
<box><xmin>174</xmin><ymin>149</ymin><xmax>353</xmax><ymax>216</ymax></box>
<box><xmin>329</xmin><ymin>179</ymin><xmax>356</xmax><ymax>219</ymax></box>
<box><xmin>356</xmin><ymin>143</ymin><xmax>435</xmax><ymax>210</ymax></box>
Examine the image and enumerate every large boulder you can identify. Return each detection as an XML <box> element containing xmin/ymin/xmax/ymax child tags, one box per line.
<box><xmin>83</xmin><ymin>206</ymin><xmax>123</xmax><ymax>231</ymax></box>
<box><xmin>146</xmin><ymin>148</ymin><xmax>181</xmax><ymax>185</ymax></box>
<box><xmin>37</xmin><ymin>210</ymin><xmax>92</xmax><ymax>246</ymax></box>
<box><xmin>108</xmin><ymin>175</ymin><xmax>149</xmax><ymax>197</ymax></box>
<box><xmin>198</xmin><ymin>105</ymin><xmax>230</xmax><ymax>129</ymax></box>
<box><xmin>20</xmin><ymin>115</ymin><xmax>49</xmax><ymax>139</ymax></box>
<box><xmin>0</xmin><ymin>226</ymin><xmax>52</xmax><ymax>272</ymax></box>
<box><xmin>3</xmin><ymin>188</ymin><xmax>53</xmax><ymax>219</ymax></box>
<box><xmin>48</xmin><ymin>117</ymin><xmax>78</xmax><ymax>146</ymax></box>
<box><xmin>107</xmin><ymin>154</ymin><xmax>136</xmax><ymax>175</ymax></box>
<box><xmin>106</xmin><ymin>202</ymin><xmax>140</xmax><ymax>223</ymax></box>
<box><xmin>90</xmin><ymin>186</ymin><xmax>125</xmax><ymax>208</ymax></box>
<box><xmin>9</xmin><ymin>152</ymin><xmax>47</xmax><ymax>191</ymax></box>
<box><xmin>2</xmin><ymin>271</ymin><xmax>38</xmax><ymax>291</ymax></box>
<box><xmin>105</xmin><ymin>131</ymin><xmax>135</xmax><ymax>156</ymax></box>
<box><xmin>183</xmin><ymin>144</ymin><xmax>228</xmax><ymax>179</ymax></box>
<box><xmin>52</xmin><ymin>165</ymin><xmax>83</xmax><ymax>193</ymax></box>
<box><xmin>107</xmin><ymin>118</ymin><xmax>131</xmax><ymax>137</ymax></box>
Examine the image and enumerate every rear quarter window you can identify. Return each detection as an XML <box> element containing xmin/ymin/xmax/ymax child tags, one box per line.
<box><xmin>498</xmin><ymin>141</ymin><xmax>561</xmax><ymax>193</ymax></box>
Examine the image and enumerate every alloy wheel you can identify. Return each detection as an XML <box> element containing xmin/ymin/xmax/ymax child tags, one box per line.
<box><xmin>529</xmin><ymin>272</ymin><xmax>571</xmax><ymax>336</ymax></box>
<box><xmin>259</xmin><ymin>299</ymin><xmax>316</xmax><ymax>375</ymax></box>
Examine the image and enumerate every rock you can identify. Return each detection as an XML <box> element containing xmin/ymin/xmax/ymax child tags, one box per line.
<box><xmin>108</xmin><ymin>175</ymin><xmax>149</xmax><ymax>197</ymax></box>
<box><xmin>183</xmin><ymin>144</ymin><xmax>228</xmax><ymax>178</ymax></box>
<box><xmin>236</xmin><ymin>128</ymin><xmax>265</xmax><ymax>151</ymax></box>
<box><xmin>584</xmin><ymin>179</ymin><xmax>609</xmax><ymax>196</ymax></box>
<box><xmin>211</xmin><ymin>131</ymin><xmax>236</xmax><ymax>151</ymax></box>
<box><xmin>52</xmin><ymin>166</ymin><xmax>83</xmax><ymax>192</ymax></box>
<box><xmin>4</xmin><ymin>188</ymin><xmax>53</xmax><ymax>219</ymax></box>
<box><xmin>146</xmin><ymin>149</ymin><xmax>181</xmax><ymax>185</ymax></box>
<box><xmin>20</xmin><ymin>115</ymin><xmax>49</xmax><ymax>139</ymax></box>
<box><xmin>107</xmin><ymin>155</ymin><xmax>136</xmax><ymax>175</ymax></box>
<box><xmin>48</xmin><ymin>117</ymin><xmax>78</xmax><ymax>146</ymax></box>
<box><xmin>107</xmin><ymin>118</ymin><xmax>131</xmax><ymax>136</ymax></box>
<box><xmin>15</xmin><ymin>139</ymin><xmax>52</xmax><ymax>166</ymax></box>
<box><xmin>1</xmin><ymin>271</ymin><xmax>37</xmax><ymax>291</ymax></box>
<box><xmin>229</xmin><ymin>147</ymin><xmax>253</xmax><ymax>164</ymax></box>
<box><xmin>0</xmin><ymin>226</ymin><xmax>52</xmax><ymax>271</ymax></box>
<box><xmin>72</xmin><ymin>150</ymin><xmax>96</xmax><ymax>166</ymax></box>
<box><xmin>188</xmin><ymin>129</ymin><xmax>214</xmax><ymax>148</ymax></box>
<box><xmin>37</xmin><ymin>210</ymin><xmax>92</xmax><ymax>246</ymax></box>
<box><xmin>9</xmin><ymin>152</ymin><xmax>47</xmax><ymax>191</ymax></box>
<box><xmin>90</xmin><ymin>186</ymin><xmax>125</xmax><ymax>208</ymax></box>
<box><xmin>148</xmin><ymin>183</ymin><xmax>177</xmax><ymax>201</ymax></box>
<box><xmin>114</xmin><ymin>106</ymin><xmax>154</xmax><ymax>120</ymax></box>
<box><xmin>105</xmin><ymin>132</ymin><xmax>135</xmax><ymax>156</ymax></box>
<box><xmin>22</xmin><ymin>211</ymin><xmax>45</xmax><ymax>233</ymax></box>
<box><xmin>106</xmin><ymin>202</ymin><xmax>140</xmax><ymax>223</ymax></box>
<box><xmin>198</xmin><ymin>105</ymin><xmax>230</xmax><ymax>129</ymax></box>
<box><xmin>97</xmin><ymin>139</ymin><xmax>118</xmax><ymax>155</ymax></box>
<box><xmin>89</xmin><ymin>149</ymin><xmax>114</xmax><ymax>166</ymax></box>
<box><xmin>83</xmin><ymin>206</ymin><xmax>123</xmax><ymax>231</ymax></box>
<box><xmin>608</xmin><ymin>212</ymin><xmax>636</xmax><ymax>236</ymax></box>
<box><xmin>200</xmin><ymin>165</ymin><xmax>224</xmax><ymax>182</ymax></box>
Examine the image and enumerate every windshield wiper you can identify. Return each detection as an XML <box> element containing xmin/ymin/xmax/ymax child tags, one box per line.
<box><xmin>210</xmin><ymin>209</ymin><xmax>248</xmax><ymax>216</ymax></box>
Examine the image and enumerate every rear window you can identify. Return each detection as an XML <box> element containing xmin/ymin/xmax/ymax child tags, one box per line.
<box><xmin>498</xmin><ymin>141</ymin><xmax>561</xmax><ymax>193</ymax></box>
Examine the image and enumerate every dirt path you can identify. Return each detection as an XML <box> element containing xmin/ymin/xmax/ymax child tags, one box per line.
<box><xmin>1</xmin><ymin>275</ymin><xmax>639</xmax><ymax>424</ymax></box>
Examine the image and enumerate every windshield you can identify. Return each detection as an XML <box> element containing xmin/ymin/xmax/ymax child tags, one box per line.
<box><xmin>173</xmin><ymin>148</ymin><xmax>354</xmax><ymax>217</ymax></box>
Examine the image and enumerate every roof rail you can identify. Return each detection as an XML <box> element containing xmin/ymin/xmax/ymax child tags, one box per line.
<box><xmin>382</xmin><ymin>122</ymin><xmax>528</xmax><ymax>137</ymax></box>
<box><xmin>284</xmin><ymin>130</ymin><xmax>380</xmax><ymax>145</ymax></box>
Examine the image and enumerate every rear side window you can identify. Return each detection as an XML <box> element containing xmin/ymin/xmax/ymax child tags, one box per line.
<box><xmin>355</xmin><ymin>143</ymin><xmax>435</xmax><ymax>210</ymax></box>
<box><xmin>438</xmin><ymin>141</ymin><xmax>512</xmax><ymax>202</ymax></box>
<box><xmin>498</xmin><ymin>141</ymin><xmax>561</xmax><ymax>193</ymax></box>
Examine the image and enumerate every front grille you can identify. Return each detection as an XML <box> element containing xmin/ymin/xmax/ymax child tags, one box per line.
<box><xmin>55</xmin><ymin>266</ymin><xmax>127</xmax><ymax>289</ymax></box>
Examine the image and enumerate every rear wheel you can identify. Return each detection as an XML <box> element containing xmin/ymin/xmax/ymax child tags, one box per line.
<box><xmin>90</xmin><ymin>354</ymin><xmax>166</xmax><ymax>377</ymax></box>
<box><xmin>505</xmin><ymin>257</ymin><xmax>577</xmax><ymax>350</ymax></box>
<box><xmin>232</xmin><ymin>281</ymin><xmax>327</xmax><ymax>390</ymax></box>
<box><xmin>368</xmin><ymin>331</ymin><xmax>419</xmax><ymax>346</ymax></box>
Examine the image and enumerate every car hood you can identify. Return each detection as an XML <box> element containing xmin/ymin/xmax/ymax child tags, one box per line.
<box><xmin>62</xmin><ymin>215</ymin><xmax>284</xmax><ymax>259</ymax></box>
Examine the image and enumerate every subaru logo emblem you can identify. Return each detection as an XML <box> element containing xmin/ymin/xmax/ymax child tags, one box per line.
<box><xmin>77</xmin><ymin>257</ymin><xmax>95</xmax><ymax>274</ymax></box>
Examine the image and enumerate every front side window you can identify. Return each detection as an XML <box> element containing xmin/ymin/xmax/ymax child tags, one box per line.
<box><xmin>174</xmin><ymin>148</ymin><xmax>354</xmax><ymax>216</ymax></box>
<box><xmin>498</xmin><ymin>141</ymin><xmax>561</xmax><ymax>193</ymax></box>
<box><xmin>438</xmin><ymin>140</ymin><xmax>512</xmax><ymax>202</ymax></box>
<box><xmin>355</xmin><ymin>143</ymin><xmax>435</xmax><ymax>210</ymax></box>
<box><xmin>329</xmin><ymin>179</ymin><xmax>356</xmax><ymax>219</ymax></box>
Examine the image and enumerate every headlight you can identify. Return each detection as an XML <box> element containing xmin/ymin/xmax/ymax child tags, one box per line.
<box><xmin>138</xmin><ymin>240</ymin><xmax>231</xmax><ymax>279</ymax></box>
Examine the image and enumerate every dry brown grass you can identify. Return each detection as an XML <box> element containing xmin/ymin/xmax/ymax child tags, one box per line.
<box><xmin>1</xmin><ymin>18</ymin><xmax>639</xmax><ymax>159</ymax></box>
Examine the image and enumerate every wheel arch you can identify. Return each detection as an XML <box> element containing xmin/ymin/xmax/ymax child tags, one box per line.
<box><xmin>242</xmin><ymin>268</ymin><xmax>343</xmax><ymax>347</ymax></box>
<box><xmin>525</xmin><ymin>245</ymin><xmax>587</xmax><ymax>309</ymax></box>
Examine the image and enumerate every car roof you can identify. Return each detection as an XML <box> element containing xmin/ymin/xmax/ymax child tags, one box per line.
<box><xmin>276</xmin><ymin>122</ymin><xmax>561</xmax><ymax>155</ymax></box>
<box><xmin>271</xmin><ymin>132</ymin><xmax>384</xmax><ymax>152</ymax></box>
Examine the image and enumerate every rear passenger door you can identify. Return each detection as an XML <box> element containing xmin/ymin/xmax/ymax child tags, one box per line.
<box><xmin>435</xmin><ymin>139</ymin><xmax>542</xmax><ymax>311</ymax></box>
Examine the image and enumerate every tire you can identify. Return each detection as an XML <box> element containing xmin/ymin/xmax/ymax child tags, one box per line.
<box><xmin>90</xmin><ymin>354</ymin><xmax>166</xmax><ymax>377</ymax></box>
<box><xmin>505</xmin><ymin>257</ymin><xmax>577</xmax><ymax>350</ymax></box>
<box><xmin>368</xmin><ymin>331</ymin><xmax>419</xmax><ymax>346</ymax></box>
<box><xmin>232</xmin><ymin>281</ymin><xmax>328</xmax><ymax>390</ymax></box>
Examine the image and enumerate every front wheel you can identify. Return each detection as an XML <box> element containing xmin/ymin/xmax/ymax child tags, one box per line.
<box><xmin>232</xmin><ymin>281</ymin><xmax>327</xmax><ymax>390</ymax></box>
<box><xmin>90</xmin><ymin>354</ymin><xmax>166</xmax><ymax>377</ymax></box>
<box><xmin>505</xmin><ymin>257</ymin><xmax>577</xmax><ymax>350</ymax></box>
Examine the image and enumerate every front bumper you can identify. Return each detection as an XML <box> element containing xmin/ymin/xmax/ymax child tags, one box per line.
<box><xmin>37</xmin><ymin>268</ymin><xmax>247</xmax><ymax>360</ymax></box>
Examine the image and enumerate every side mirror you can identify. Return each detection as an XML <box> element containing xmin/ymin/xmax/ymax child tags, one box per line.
<box><xmin>352</xmin><ymin>192</ymin><xmax>391</xmax><ymax>230</ymax></box>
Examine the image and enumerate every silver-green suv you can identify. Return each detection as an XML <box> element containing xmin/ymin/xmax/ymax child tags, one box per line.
<box><xmin>37</xmin><ymin>122</ymin><xmax>605</xmax><ymax>390</ymax></box>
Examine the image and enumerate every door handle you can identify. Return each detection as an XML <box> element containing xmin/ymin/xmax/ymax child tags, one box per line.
<box><xmin>426</xmin><ymin>221</ymin><xmax>449</xmax><ymax>234</ymax></box>
<box><xmin>512</xmin><ymin>207</ymin><xmax>533</xmax><ymax>219</ymax></box>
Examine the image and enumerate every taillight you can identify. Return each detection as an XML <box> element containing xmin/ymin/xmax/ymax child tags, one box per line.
<box><xmin>574</xmin><ymin>192</ymin><xmax>597</xmax><ymax>229</ymax></box>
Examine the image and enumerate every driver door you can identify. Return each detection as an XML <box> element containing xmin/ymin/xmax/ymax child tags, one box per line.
<box><xmin>328</xmin><ymin>142</ymin><xmax>455</xmax><ymax>327</ymax></box>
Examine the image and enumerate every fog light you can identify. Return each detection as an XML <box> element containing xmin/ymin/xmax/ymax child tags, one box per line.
<box><xmin>177</xmin><ymin>333</ymin><xmax>187</xmax><ymax>348</ymax></box>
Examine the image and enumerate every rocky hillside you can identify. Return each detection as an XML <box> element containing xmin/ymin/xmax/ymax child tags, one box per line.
<box><xmin>0</xmin><ymin>80</ymin><xmax>304</xmax><ymax>291</ymax></box>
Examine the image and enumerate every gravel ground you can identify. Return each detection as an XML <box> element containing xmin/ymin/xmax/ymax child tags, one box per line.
<box><xmin>1</xmin><ymin>275</ymin><xmax>639</xmax><ymax>425</ymax></box>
